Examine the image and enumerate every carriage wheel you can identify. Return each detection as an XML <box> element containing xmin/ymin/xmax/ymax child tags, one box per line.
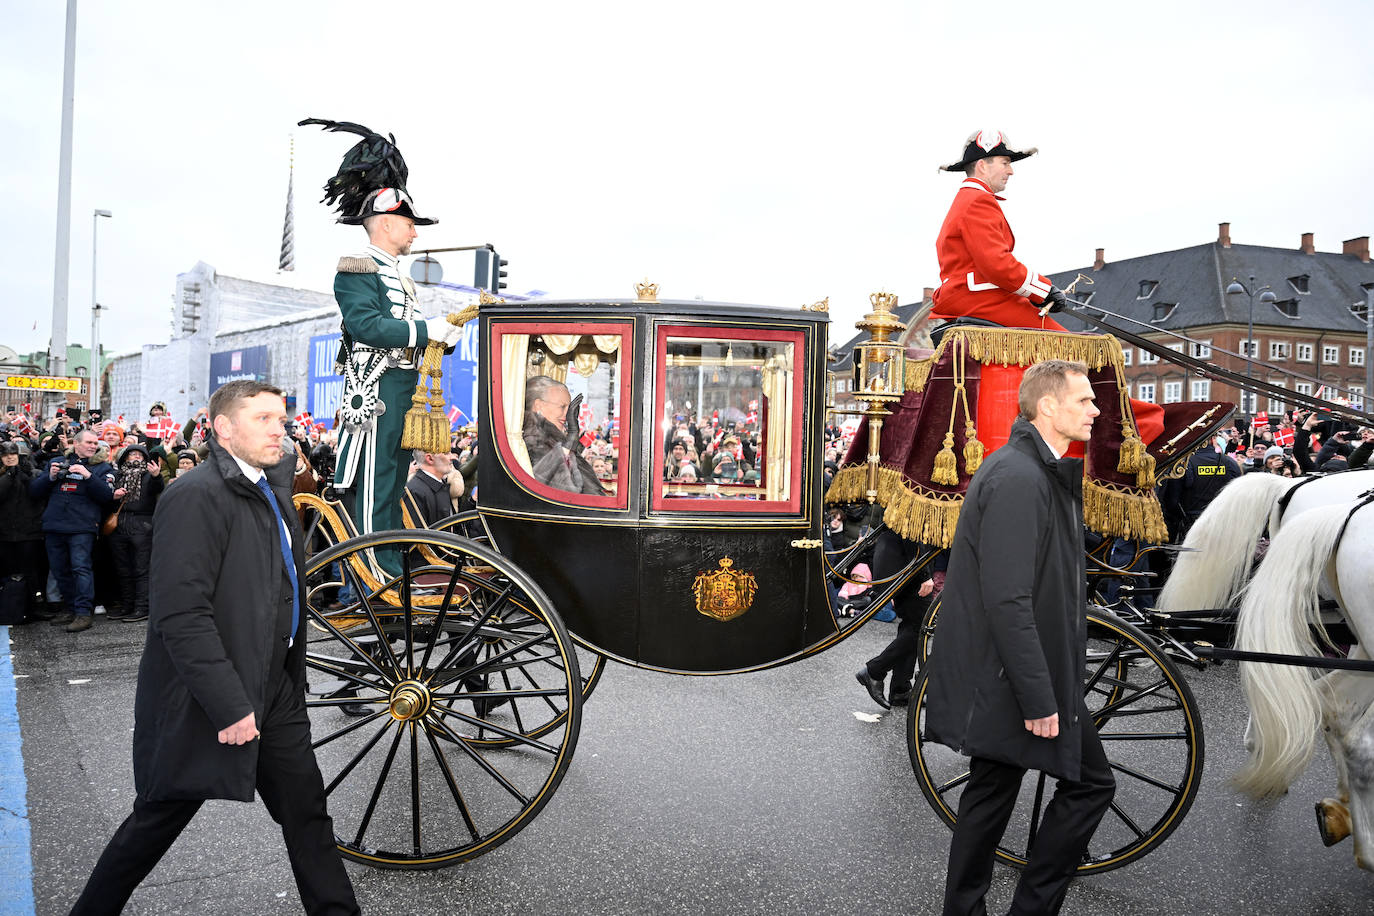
<box><xmin>907</xmin><ymin>608</ymin><xmax>1204</xmax><ymax>874</ymax></box>
<box><xmin>301</xmin><ymin>529</ymin><xmax>581</xmax><ymax>868</ymax></box>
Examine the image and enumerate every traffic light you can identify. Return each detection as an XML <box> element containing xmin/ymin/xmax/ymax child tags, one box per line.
<box><xmin>473</xmin><ymin>247</ymin><xmax>510</xmax><ymax>294</ymax></box>
<box><xmin>495</xmin><ymin>253</ymin><xmax>509</xmax><ymax>292</ymax></box>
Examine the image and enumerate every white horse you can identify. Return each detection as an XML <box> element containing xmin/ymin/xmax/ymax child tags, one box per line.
<box><xmin>1158</xmin><ymin>470</ymin><xmax>1374</xmax><ymax>869</ymax></box>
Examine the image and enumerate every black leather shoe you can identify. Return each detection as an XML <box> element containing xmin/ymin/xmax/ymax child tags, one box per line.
<box><xmin>121</xmin><ymin>611</ymin><xmax>149</xmax><ymax>622</ymax></box>
<box><xmin>856</xmin><ymin>668</ymin><xmax>890</xmax><ymax>709</ymax></box>
<box><xmin>340</xmin><ymin>702</ymin><xmax>372</xmax><ymax>718</ymax></box>
<box><xmin>889</xmin><ymin>690</ymin><xmax>912</xmax><ymax>707</ymax></box>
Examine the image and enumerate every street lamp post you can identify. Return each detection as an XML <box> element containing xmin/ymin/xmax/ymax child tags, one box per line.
<box><xmin>1225</xmin><ymin>275</ymin><xmax>1275</xmax><ymax>417</ymax></box>
<box><xmin>90</xmin><ymin>208</ymin><xmax>112</xmax><ymax>414</ymax></box>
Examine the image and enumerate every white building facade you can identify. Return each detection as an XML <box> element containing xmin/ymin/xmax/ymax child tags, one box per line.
<box><xmin>106</xmin><ymin>262</ymin><xmax>481</xmax><ymax>428</ymax></box>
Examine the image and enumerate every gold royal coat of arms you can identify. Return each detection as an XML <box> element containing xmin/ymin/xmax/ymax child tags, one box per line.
<box><xmin>692</xmin><ymin>557</ymin><xmax>758</xmax><ymax>622</ymax></box>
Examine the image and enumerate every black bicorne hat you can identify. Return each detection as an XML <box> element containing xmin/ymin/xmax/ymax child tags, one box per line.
<box><xmin>298</xmin><ymin>118</ymin><xmax>438</xmax><ymax>225</ymax></box>
<box><xmin>939</xmin><ymin>129</ymin><xmax>1038</xmax><ymax>172</ymax></box>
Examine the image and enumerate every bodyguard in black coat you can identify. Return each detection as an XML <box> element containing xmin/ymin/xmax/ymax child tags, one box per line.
<box><xmin>72</xmin><ymin>381</ymin><xmax>358</xmax><ymax>915</ymax></box>
<box><xmin>925</xmin><ymin>362</ymin><xmax>1115</xmax><ymax>916</ymax></box>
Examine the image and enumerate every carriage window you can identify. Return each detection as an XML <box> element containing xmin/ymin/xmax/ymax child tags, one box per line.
<box><xmin>653</xmin><ymin>325</ymin><xmax>805</xmax><ymax>513</ymax></box>
<box><xmin>490</xmin><ymin>321</ymin><xmax>631</xmax><ymax>508</ymax></box>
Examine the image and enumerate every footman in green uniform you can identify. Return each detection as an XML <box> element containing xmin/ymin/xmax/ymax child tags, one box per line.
<box><xmin>301</xmin><ymin>119</ymin><xmax>462</xmax><ymax>573</ymax></box>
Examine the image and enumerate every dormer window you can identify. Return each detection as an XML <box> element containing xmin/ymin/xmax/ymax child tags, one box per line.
<box><xmin>1137</xmin><ymin>280</ymin><xmax>1159</xmax><ymax>299</ymax></box>
<box><xmin>1273</xmin><ymin>298</ymin><xmax>1300</xmax><ymax>319</ymax></box>
<box><xmin>1353</xmin><ymin>301</ymin><xmax>1369</xmax><ymax>322</ymax></box>
<box><xmin>1288</xmin><ymin>274</ymin><xmax>1311</xmax><ymax>294</ymax></box>
<box><xmin>1151</xmin><ymin>302</ymin><xmax>1176</xmax><ymax>322</ymax></box>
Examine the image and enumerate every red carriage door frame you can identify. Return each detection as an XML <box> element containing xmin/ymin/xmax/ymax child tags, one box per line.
<box><xmin>489</xmin><ymin>320</ymin><xmax>634</xmax><ymax>509</ymax></box>
<box><xmin>651</xmin><ymin>323</ymin><xmax>806</xmax><ymax>515</ymax></box>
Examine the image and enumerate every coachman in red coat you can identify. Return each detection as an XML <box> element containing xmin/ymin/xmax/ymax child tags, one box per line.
<box><xmin>930</xmin><ymin>129</ymin><xmax>1164</xmax><ymax>444</ymax></box>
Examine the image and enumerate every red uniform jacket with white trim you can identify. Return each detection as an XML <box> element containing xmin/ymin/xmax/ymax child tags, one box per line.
<box><xmin>931</xmin><ymin>178</ymin><xmax>1063</xmax><ymax>331</ymax></box>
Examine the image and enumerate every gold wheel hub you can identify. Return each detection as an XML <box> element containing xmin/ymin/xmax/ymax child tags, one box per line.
<box><xmin>388</xmin><ymin>680</ymin><xmax>432</xmax><ymax>721</ymax></box>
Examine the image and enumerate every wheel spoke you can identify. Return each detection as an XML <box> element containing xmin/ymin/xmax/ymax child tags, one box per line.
<box><xmin>427</xmin><ymin>703</ymin><xmax>563</xmax><ymax>754</ymax></box>
<box><xmin>1082</xmin><ymin>640</ymin><xmax>1125</xmax><ymax>696</ymax></box>
<box><xmin>1106</xmin><ymin>799</ymin><xmax>1148</xmax><ymax>839</ymax></box>
<box><xmin>401</xmin><ymin>549</ymin><xmax>415</xmax><ymax>679</ymax></box>
<box><xmin>426</xmin><ymin>715</ymin><xmax>534</xmax><ymax>803</ymax></box>
<box><xmin>323</xmin><ymin>718</ymin><xmax>393</xmax><ymax>796</ymax></box>
<box><xmin>353</xmin><ymin>564</ymin><xmax>404</xmax><ymax>682</ymax></box>
<box><xmin>1094</xmin><ymin>678</ymin><xmax>1170</xmax><ymax>720</ymax></box>
<box><xmin>311</xmin><ymin>707</ymin><xmax>390</xmax><ymax>750</ymax></box>
<box><xmin>935</xmin><ymin>769</ymin><xmax>972</xmax><ymax>797</ymax></box>
<box><xmin>1109</xmin><ymin>760</ymin><xmax>1185</xmax><ymax>795</ymax></box>
<box><xmin>409</xmin><ymin>722</ymin><xmax>421</xmax><ymax>855</ymax></box>
<box><xmin>431</xmin><ymin>583</ymin><xmax>517</xmax><ymax>672</ymax></box>
<box><xmin>304</xmin><ymin>616</ymin><xmax>396</xmax><ymax>686</ymax></box>
<box><xmin>354</xmin><ymin>721</ymin><xmax>407</xmax><ymax>846</ymax></box>
<box><xmin>421</xmin><ymin>722</ymin><xmax>480</xmax><ymax>842</ymax></box>
<box><xmin>416</xmin><ymin>562</ymin><xmax>466</xmax><ymax>673</ymax></box>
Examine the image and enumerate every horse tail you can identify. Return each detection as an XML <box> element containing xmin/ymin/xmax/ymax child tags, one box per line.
<box><xmin>1231</xmin><ymin>505</ymin><xmax>1345</xmax><ymax>798</ymax></box>
<box><xmin>1156</xmin><ymin>473</ymin><xmax>1295</xmax><ymax>613</ymax></box>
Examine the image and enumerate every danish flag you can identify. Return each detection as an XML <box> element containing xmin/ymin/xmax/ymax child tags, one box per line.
<box><xmin>1273</xmin><ymin>426</ymin><xmax>1294</xmax><ymax>447</ymax></box>
<box><xmin>145</xmin><ymin>416</ymin><xmax>176</xmax><ymax>439</ymax></box>
<box><xmin>447</xmin><ymin>405</ymin><xmax>464</xmax><ymax>428</ymax></box>
<box><xmin>294</xmin><ymin>411</ymin><xmax>312</xmax><ymax>427</ymax></box>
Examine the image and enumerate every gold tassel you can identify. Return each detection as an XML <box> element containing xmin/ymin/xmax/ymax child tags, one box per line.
<box><xmin>1135</xmin><ymin>452</ymin><xmax>1157</xmax><ymax>489</ymax></box>
<box><xmin>962</xmin><ymin>421</ymin><xmax>984</xmax><ymax>475</ymax></box>
<box><xmin>401</xmin><ymin>342</ymin><xmax>446</xmax><ymax>451</ymax></box>
<box><xmin>932</xmin><ymin>432</ymin><xmax>959</xmax><ymax>486</ymax></box>
<box><xmin>1117</xmin><ymin>425</ymin><xmax>1144</xmax><ymax>474</ymax></box>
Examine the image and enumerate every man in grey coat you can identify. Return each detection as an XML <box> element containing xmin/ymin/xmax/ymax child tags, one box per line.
<box><xmin>925</xmin><ymin>360</ymin><xmax>1116</xmax><ymax>916</ymax></box>
<box><xmin>71</xmin><ymin>380</ymin><xmax>358</xmax><ymax>915</ymax></box>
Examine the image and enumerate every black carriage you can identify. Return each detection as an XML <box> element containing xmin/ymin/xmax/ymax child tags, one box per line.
<box><xmin>292</xmin><ymin>289</ymin><xmax>1233</xmax><ymax>871</ymax></box>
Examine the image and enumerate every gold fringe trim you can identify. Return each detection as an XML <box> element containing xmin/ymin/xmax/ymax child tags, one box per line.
<box><xmin>959</xmin><ymin>327</ymin><xmax>1121</xmax><ymax>371</ymax></box>
<box><xmin>826</xmin><ymin>464</ymin><xmax>1169</xmax><ymax>548</ymax></box>
<box><xmin>825</xmin><ymin>465</ymin><xmax>964</xmax><ymax>548</ymax></box>
<box><xmin>902</xmin><ymin>326</ymin><xmax>1125</xmax><ymax>394</ymax></box>
<box><xmin>904</xmin><ymin>353</ymin><xmax>938</xmax><ymax>392</ymax></box>
<box><xmin>1083</xmin><ymin>478</ymin><xmax>1169</xmax><ymax>544</ymax></box>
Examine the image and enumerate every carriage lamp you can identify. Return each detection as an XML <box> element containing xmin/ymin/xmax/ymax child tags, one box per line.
<box><xmin>853</xmin><ymin>292</ymin><xmax>907</xmax><ymax>502</ymax></box>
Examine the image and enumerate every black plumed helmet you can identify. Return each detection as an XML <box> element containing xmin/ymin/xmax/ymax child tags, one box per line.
<box><xmin>298</xmin><ymin>118</ymin><xmax>437</xmax><ymax>225</ymax></box>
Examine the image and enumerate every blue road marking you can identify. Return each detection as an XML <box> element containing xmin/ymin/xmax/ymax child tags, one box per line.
<box><xmin>0</xmin><ymin>627</ymin><xmax>35</xmax><ymax>916</ymax></box>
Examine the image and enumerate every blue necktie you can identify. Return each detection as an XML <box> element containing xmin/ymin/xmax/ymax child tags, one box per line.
<box><xmin>254</xmin><ymin>475</ymin><xmax>300</xmax><ymax>640</ymax></box>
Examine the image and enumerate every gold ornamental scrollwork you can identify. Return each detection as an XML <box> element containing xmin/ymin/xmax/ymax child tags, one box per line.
<box><xmin>801</xmin><ymin>297</ymin><xmax>830</xmax><ymax>312</ymax></box>
<box><xmin>691</xmin><ymin>557</ymin><xmax>758</xmax><ymax>622</ymax></box>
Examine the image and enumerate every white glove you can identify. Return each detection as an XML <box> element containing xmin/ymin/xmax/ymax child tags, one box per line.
<box><xmin>423</xmin><ymin>317</ymin><xmax>461</xmax><ymax>348</ymax></box>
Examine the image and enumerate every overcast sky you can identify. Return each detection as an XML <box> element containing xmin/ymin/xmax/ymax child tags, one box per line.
<box><xmin>5</xmin><ymin>0</ymin><xmax>1373</xmax><ymax>361</ymax></box>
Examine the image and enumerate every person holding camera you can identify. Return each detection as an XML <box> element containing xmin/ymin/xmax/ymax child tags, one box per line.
<box><xmin>107</xmin><ymin>444</ymin><xmax>164</xmax><ymax>623</ymax></box>
<box><xmin>29</xmin><ymin>427</ymin><xmax>116</xmax><ymax>632</ymax></box>
<box><xmin>0</xmin><ymin>440</ymin><xmax>45</xmax><ymax>623</ymax></box>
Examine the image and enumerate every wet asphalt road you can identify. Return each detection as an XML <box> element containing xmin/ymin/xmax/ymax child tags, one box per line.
<box><xmin>10</xmin><ymin>614</ymin><xmax>1374</xmax><ymax>916</ymax></box>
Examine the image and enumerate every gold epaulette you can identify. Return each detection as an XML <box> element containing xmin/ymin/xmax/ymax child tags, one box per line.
<box><xmin>337</xmin><ymin>255</ymin><xmax>379</xmax><ymax>274</ymax></box>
